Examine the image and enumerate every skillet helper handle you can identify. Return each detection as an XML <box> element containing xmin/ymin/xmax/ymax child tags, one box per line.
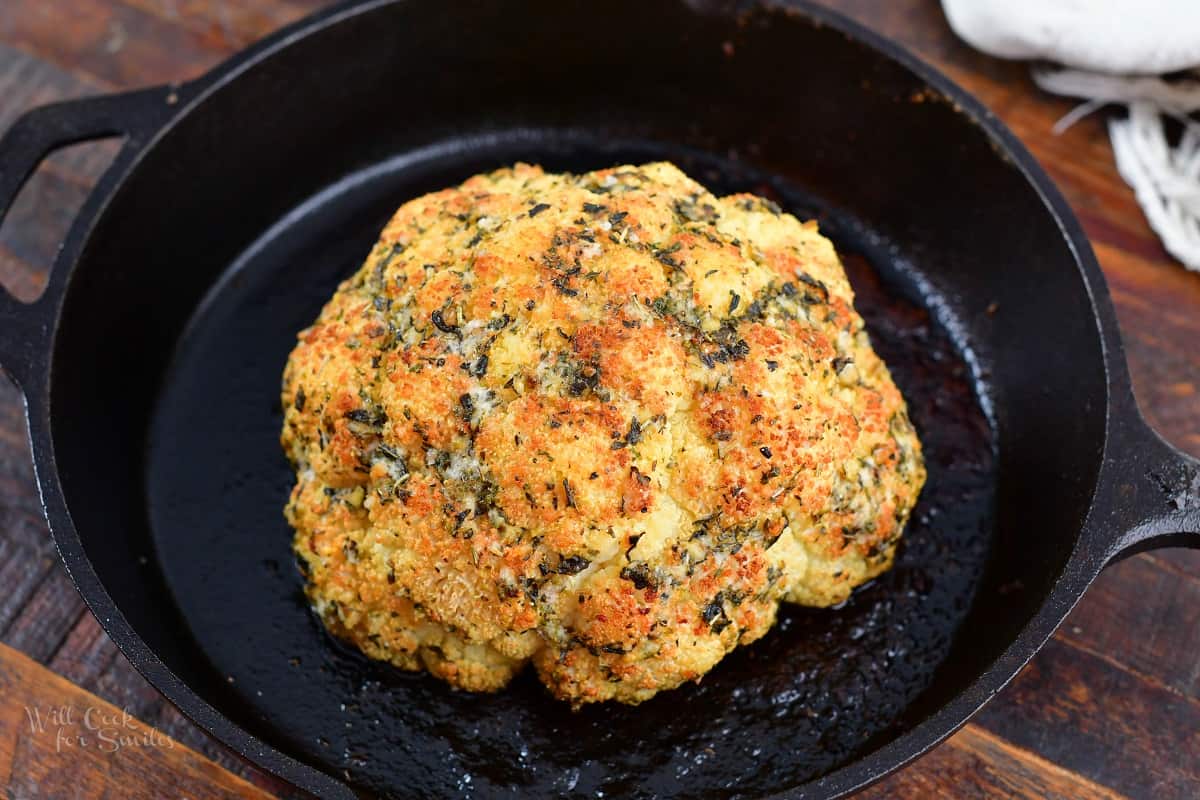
<box><xmin>0</xmin><ymin>87</ymin><xmax>176</xmax><ymax>387</ymax></box>
<box><xmin>1104</xmin><ymin>410</ymin><xmax>1200</xmax><ymax>561</ymax></box>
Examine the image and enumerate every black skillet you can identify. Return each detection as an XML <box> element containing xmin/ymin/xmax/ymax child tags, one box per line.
<box><xmin>1</xmin><ymin>1</ymin><xmax>1197</xmax><ymax>797</ymax></box>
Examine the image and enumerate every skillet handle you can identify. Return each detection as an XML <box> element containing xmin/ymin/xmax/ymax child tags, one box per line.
<box><xmin>1101</xmin><ymin>407</ymin><xmax>1200</xmax><ymax>562</ymax></box>
<box><xmin>0</xmin><ymin>86</ymin><xmax>178</xmax><ymax>388</ymax></box>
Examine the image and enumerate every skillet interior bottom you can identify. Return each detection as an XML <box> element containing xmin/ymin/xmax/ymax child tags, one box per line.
<box><xmin>144</xmin><ymin>132</ymin><xmax>996</xmax><ymax>799</ymax></box>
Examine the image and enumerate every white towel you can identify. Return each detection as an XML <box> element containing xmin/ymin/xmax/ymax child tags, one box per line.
<box><xmin>942</xmin><ymin>0</ymin><xmax>1200</xmax><ymax>271</ymax></box>
<box><xmin>942</xmin><ymin>0</ymin><xmax>1200</xmax><ymax>75</ymax></box>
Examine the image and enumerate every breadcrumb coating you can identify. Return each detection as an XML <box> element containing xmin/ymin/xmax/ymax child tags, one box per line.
<box><xmin>281</xmin><ymin>162</ymin><xmax>924</xmax><ymax>706</ymax></box>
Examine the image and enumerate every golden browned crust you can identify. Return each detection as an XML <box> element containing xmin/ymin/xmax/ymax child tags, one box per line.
<box><xmin>281</xmin><ymin>162</ymin><xmax>925</xmax><ymax>705</ymax></box>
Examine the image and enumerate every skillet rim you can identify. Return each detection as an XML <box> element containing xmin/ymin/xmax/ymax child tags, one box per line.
<box><xmin>20</xmin><ymin>1</ymin><xmax>1125</xmax><ymax>797</ymax></box>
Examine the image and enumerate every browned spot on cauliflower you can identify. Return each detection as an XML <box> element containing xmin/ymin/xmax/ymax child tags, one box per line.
<box><xmin>282</xmin><ymin>162</ymin><xmax>925</xmax><ymax>706</ymax></box>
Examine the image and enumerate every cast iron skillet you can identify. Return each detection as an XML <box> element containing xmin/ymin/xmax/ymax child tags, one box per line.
<box><xmin>1</xmin><ymin>1</ymin><xmax>1197</xmax><ymax>797</ymax></box>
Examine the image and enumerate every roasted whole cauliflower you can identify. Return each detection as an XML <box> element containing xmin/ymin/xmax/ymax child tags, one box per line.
<box><xmin>281</xmin><ymin>162</ymin><xmax>924</xmax><ymax>706</ymax></box>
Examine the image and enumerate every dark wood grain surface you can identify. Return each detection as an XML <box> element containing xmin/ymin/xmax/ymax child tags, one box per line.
<box><xmin>0</xmin><ymin>1</ymin><xmax>1196</xmax><ymax>798</ymax></box>
<box><xmin>0</xmin><ymin>642</ymin><xmax>272</xmax><ymax>800</ymax></box>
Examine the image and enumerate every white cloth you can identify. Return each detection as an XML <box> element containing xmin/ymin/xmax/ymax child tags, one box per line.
<box><xmin>942</xmin><ymin>0</ymin><xmax>1200</xmax><ymax>75</ymax></box>
<box><xmin>941</xmin><ymin>0</ymin><xmax>1200</xmax><ymax>271</ymax></box>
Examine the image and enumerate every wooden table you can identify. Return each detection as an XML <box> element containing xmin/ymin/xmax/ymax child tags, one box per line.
<box><xmin>0</xmin><ymin>2</ymin><xmax>1196</xmax><ymax>798</ymax></box>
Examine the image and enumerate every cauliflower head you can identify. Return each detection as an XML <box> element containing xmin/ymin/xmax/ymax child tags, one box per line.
<box><xmin>281</xmin><ymin>162</ymin><xmax>924</xmax><ymax>706</ymax></box>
